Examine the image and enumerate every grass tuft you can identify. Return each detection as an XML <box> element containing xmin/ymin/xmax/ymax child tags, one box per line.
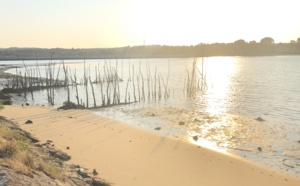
<box><xmin>18</xmin><ymin>151</ymin><xmax>35</xmax><ymax>169</ymax></box>
<box><xmin>16</xmin><ymin>139</ymin><xmax>30</xmax><ymax>151</ymax></box>
<box><xmin>38</xmin><ymin>161</ymin><xmax>65</xmax><ymax>180</ymax></box>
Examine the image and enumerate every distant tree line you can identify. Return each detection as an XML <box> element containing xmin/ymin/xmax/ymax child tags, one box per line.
<box><xmin>1</xmin><ymin>37</ymin><xmax>300</xmax><ymax>60</ymax></box>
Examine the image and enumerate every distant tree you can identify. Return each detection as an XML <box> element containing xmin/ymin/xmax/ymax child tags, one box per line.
<box><xmin>234</xmin><ymin>39</ymin><xmax>246</xmax><ymax>45</ymax></box>
<box><xmin>290</xmin><ymin>40</ymin><xmax>296</xmax><ymax>44</ymax></box>
<box><xmin>297</xmin><ymin>38</ymin><xmax>300</xmax><ymax>43</ymax></box>
<box><xmin>249</xmin><ymin>40</ymin><xmax>257</xmax><ymax>44</ymax></box>
<box><xmin>260</xmin><ymin>37</ymin><xmax>274</xmax><ymax>44</ymax></box>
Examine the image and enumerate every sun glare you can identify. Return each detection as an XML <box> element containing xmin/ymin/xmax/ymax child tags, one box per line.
<box><xmin>124</xmin><ymin>0</ymin><xmax>300</xmax><ymax>46</ymax></box>
<box><xmin>126</xmin><ymin>0</ymin><xmax>210</xmax><ymax>45</ymax></box>
<box><xmin>188</xmin><ymin>136</ymin><xmax>229</xmax><ymax>154</ymax></box>
<box><xmin>201</xmin><ymin>57</ymin><xmax>238</xmax><ymax>115</ymax></box>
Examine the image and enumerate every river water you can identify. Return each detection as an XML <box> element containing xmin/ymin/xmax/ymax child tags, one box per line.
<box><xmin>2</xmin><ymin>56</ymin><xmax>300</xmax><ymax>176</ymax></box>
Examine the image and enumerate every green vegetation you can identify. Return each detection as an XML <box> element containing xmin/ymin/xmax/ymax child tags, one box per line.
<box><xmin>38</xmin><ymin>161</ymin><xmax>65</xmax><ymax>180</ymax></box>
<box><xmin>0</xmin><ymin>123</ymin><xmax>30</xmax><ymax>159</ymax></box>
<box><xmin>16</xmin><ymin>139</ymin><xmax>30</xmax><ymax>151</ymax></box>
<box><xmin>0</xmin><ymin>124</ymin><xmax>28</xmax><ymax>142</ymax></box>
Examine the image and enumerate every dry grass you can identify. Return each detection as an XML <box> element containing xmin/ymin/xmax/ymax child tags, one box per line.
<box><xmin>0</xmin><ymin>124</ymin><xmax>12</xmax><ymax>139</ymax></box>
<box><xmin>0</xmin><ymin>140</ymin><xmax>19</xmax><ymax>158</ymax></box>
<box><xmin>4</xmin><ymin>158</ymin><xmax>33</xmax><ymax>176</ymax></box>
<box><xmin>0</xmin><ymin>124</ymin><xmax>29</xmax><ymax>158</ymax></box>
<box><xmin>0</xmin><ymin>121</ymin><xmax>65</xmax><ymax>180</ymax></box>
<box><xmin>18</xmin><ymin>151</ymin><xmax>35</xmax><ymax>169</ymax></box>
<box><xmin>0</xmin><ymin>124</ymin><xmax>28</xmax><ymax>142</ymax></box>
<box><xmin>38</xmin><ymin>161</ymin><xmax>65</xmax><ymax>180</ymax></box>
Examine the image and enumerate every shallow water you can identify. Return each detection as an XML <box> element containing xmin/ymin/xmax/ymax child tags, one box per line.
<box><xmin>3</xmin><ymin>56</ymin><xmax>300</xmax><ymax>176</ymax></box>
<box><xmin>4</xmin><ymin>56</ymin><xmax>300</xmax><ymax>123</ymax></box>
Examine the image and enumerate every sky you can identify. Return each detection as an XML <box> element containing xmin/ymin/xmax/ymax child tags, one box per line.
<box><xmin>0</xmin><ymin>0</ymin><xmax>299</xmax><ymax>48</ymax></box>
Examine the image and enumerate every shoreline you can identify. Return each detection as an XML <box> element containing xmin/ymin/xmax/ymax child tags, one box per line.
<box><xmin>1</xmin><ymin>105</ymin><xmax>300</xmax><ymax>185</ymax></box>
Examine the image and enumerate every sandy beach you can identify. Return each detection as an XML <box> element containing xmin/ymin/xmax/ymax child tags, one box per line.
<box><xmin>1</xmin><ymin>105</ymin><xmax>300</xmax><ymax>186</ymax></box>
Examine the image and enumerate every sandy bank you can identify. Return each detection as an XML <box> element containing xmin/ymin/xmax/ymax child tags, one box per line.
<box><xmin>1</xmin><ymin>105</ymin><xmax>300</xmax><ymax>186</ymax></box>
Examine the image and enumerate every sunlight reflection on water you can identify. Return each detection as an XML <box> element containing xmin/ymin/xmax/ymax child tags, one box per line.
<box><xmin>194</xmin><ymin>57</ymin><xmax>238</xmax><ymax>115</ymax></box>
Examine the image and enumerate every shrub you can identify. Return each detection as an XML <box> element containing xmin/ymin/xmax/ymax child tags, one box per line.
<box><xmin>17</xmin><ymin>139</ymin><xmax>30</xmax><ymax>151</ymax></box>
<box><xmin>59</xmin><ymin>101</ymin><xmax>84</xmax><ymax>110</ymax></box>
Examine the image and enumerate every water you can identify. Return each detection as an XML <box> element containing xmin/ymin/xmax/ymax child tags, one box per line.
<box><xmin>2</xmin><ymin>56</ymin><xmax>300</xmax><ymax>176</ymax></box>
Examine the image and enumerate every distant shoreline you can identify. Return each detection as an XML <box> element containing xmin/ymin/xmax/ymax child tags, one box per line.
<box><xmin>0</xmin><ymin>56</ymin><xmax>173</xmax><ymax>61</ymax></box>
<box><xmin>1</xmin><ymin>54</ymin><xmax>300</xmax><ymax>62</ymax></box>
<box><xmin>1</xmin><ymin>42</ymin><xmax>300</xmax><ymax>61</ymax></box>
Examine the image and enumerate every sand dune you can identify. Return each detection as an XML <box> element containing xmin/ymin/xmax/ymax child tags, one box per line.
<box><xmin>1</xmin><ymin>105</ymin><xmax>300</xmax><ymax>186</ymax></box>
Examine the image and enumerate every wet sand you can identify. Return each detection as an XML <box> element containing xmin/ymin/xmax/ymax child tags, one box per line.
<box><xmin>1</xmin><ymin>105</ymin><xmax>300</xmax><ymax>186</ymax></box>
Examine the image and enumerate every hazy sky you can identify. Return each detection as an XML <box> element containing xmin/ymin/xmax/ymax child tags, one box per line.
<box><xmin>1</xmin><ymin>0</ymin><xmax>299</xmax><ymax>48</ymax></box>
